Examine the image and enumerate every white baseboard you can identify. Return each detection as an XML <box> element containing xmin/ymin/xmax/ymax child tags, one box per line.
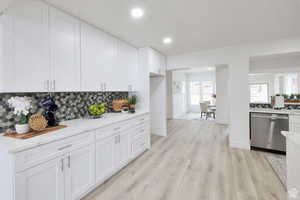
<box><xmin>230</xmin><ymin>140</ymin><xmax>250</xmax><ymax>150</ymax></box>
<box><xmin>151</xmin><ymin>128</ymin><xmax>167</xmax><ymax>137</ymax></box>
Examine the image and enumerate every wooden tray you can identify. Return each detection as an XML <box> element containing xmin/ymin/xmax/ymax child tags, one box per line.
<box><xmin>4</xmin><ymin>125</ymin><xmax>67</xmax><ymax>140</ymax></box>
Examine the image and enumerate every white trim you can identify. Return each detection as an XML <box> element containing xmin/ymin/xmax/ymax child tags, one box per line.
<box><xmin>230</xmin><ymin>140</ymin><xmax>250</xmax><ymax>150</ymax></box>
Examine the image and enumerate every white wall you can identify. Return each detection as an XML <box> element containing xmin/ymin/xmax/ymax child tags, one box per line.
<box><xmin>172</xmin><ymin>70</ymin><xmax>187</xmax><ymax>118</ymax></box>
<box><xmin>248</xmin><ymin>73</ymin><xmax>275</xmax><ymax>102</ymax></box>
<box><xmin>150</xmin><ymin>77</ymin><xmax>167</xmax><ymax>136</ymax></box>
<box><xmin>0</xmin><ymin>0</ymin><xmax>13</xmax><ymax>13</ymax></box>
<box><xmin>250</xmin><ymin>52</ymin><xmax>300</xmax><ymax>73</ymax></box>
<box><xmin>167</xmin><ymin>37</ymin><xmax>300</xmax><ymax>150</ymax></box>
<box><xmin>215</xmin><ymin>65</ymin><xmax>229</xmax><ymax>124</ymax></box>
<box><xmin>166</xmin><ymin>71</ymin><xmax>173</xmax><ymax>119</ymax></box>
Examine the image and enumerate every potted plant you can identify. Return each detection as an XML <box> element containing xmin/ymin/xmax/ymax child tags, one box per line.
<box><xmin>7</xmin><ymin>97</ymin><xmax>32</xmax><ymax>134</ymax></box>
<box><xmin>128</xmin><ymin>95</ymin><xmax>137</xmax><ymax>113</ymax></box>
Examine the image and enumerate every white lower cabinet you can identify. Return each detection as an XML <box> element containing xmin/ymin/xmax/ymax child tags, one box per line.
<box><xmin>115</xmin><ymin>131</ymin><xmax>130</xmax><ymax>168</ymax></box>
<box><xmin>289</xmin><ymin>114</ymin><xmax>300</xmax><ymax>133</ymax></box>
<box><xmin>11</xmin><ymin>114</ymin><xmax>150</xmax><ymax>200</ymax></box>
<box><xmin>66</xmin><ymin>145</ymin><xmax>95</xmax><ymax>200</ymax></box>
<box><xmin>95</xmin><ymin>131</ymin><xmax>130</xmax><ymax>184</ymax></box>
<box><xmin>15</xmin><ymin>157</ymin><xmax>65</xmax><ymax>200</ymax></box>
<box><xmin>16</xmin><ymin>144</ymin><xmax>95</xmax><ymax>200</ymax></box>
<box><xmin>95</xmin><ymin>135</ymin><xmax>115</xmax><ymax>183</ymax></box>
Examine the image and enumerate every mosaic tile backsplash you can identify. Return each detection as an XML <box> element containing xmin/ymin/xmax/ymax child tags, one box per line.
<box><xmin>0</xmin><ymin>92</ymin><xmax>128</xmax><ymax>133</ymax></box>
<box><xmin>250</xmin><ymin>103</ymin><xmax>300</xmax><ymax>110</ymax></box>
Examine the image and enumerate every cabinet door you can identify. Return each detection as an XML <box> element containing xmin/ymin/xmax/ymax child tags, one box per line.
<box><xmin>0</xmin><ymin>13</ymin><xmax>15</xmax><ymax>92</ymax></box>
<box><xmin>110</xmin><ymin>40</ymin><xmax>138</xmax><ymax>91</ymax></box>
<box><xmin>66</xmin><ymin>145</ymin><xmax>95</xmax><ymax>200</ymax></box>
<box><xmin>81</xmin><ymin>23</ymin><xmax>115</xmax><ymax>91</ymax></box>
<box><xmin>127</xmin><ymin>45</ymin><xmax>138</xmax><ymax>91</ymax></box>
<box><xmin>8</xmin><ymin>1</ymin><xmax>50</xmax><ymax>92</ymax></box>
<box><xmin>49</xmin><ymin>7</ymin><xmax>81</xmax><ymax>92</ymax></box>
<box><xmin>95</xmin><ymin>136</ymin><xmax>115</xmax><ymax>183</ymax></box>
<box><xmin>15</xmin><ymin>157</ymin><xmax>64</xmax><ymax>200</ymax></box>
<box><xmin>115</xmin><ymin>131</ymin><xmax>130</xmax><ymax>168</ymax></box>
<box><xmin>159</xmin><ymin>54</ymin><xmax>166</xmax><ymax>75</ymax></box>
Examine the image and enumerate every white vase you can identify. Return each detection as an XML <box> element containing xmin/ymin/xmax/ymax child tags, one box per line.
<box><xmin>15</xmin><ymin>124</ymin><xmax>30</xmax><ymax>134</ymax></box>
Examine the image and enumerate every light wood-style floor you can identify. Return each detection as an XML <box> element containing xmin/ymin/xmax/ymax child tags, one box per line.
<box><xmin>83</xmin><ymin>120</ymin><xmax>286</xmax><ymax>200</ymax></box>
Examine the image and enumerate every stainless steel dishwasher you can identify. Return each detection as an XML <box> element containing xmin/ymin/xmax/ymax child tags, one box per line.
<box><xmin>250</xmin><ymin>112</ymin><xmax>289</xmax><ymax>152</ymax></box>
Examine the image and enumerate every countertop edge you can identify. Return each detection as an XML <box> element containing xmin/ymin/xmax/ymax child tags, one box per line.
<box><xmin>281</xmin><ymin>131</ymin><xmax>300</xmax><ymax>148</ymax></box>
<box><xmin>0</xmin><ymin>111</ymin><xmax>150</xmax><ymax>154</ymax></box>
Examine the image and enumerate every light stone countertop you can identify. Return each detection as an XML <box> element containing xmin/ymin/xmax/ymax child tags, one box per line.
<box><xmin>0</xmin><ymin>111</ymin><xmax>149</xmax><ymax>153</ymax></box>
<box><xmin>250</xmin><ymin>108</ymin><xmax>300</xmax><ymax>115</ymax></box>
<box><xmin>282</xmin><ymin>131</ymin><xmax>300</xmax><ymax>149</ymax></box>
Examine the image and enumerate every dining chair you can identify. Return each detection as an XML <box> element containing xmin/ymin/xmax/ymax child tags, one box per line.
<box><xmin>200</xmin><ymin>102</ymin><xmax>215</xmax><ymax>119</ymax></box>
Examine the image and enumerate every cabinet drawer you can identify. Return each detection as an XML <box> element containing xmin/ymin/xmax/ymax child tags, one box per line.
<box><xmin>131</xmin><ymin>124</ymin><xmax>150</xmax><ymax>140</ymax></box>
<box><xmin>95</xmin><ymin>122</ymin><xmax>128</xmax><ymax>141</ymax></box>
<box><xmin>131</xmin><ymin>134</ymin><xmax>147</xmax><ymax>157</ymax></box>
<box><xmin>290</xmin><ymin>115</ymin><xmax>300</xmax><ymax>124</ymax></box>
<box><xmin>131</xmin><ymin>114</ymin><xmax>150</xmax><ymax>127</ymax></box>
<box><xmin>290</xmin><ymin>124</ymin><xmax>300</xmax><ymax>133</ymax></box>
<box><xmin>15</xmin><ymin>132</ymin><xmax>94</xmax><ymax>172</ymax></box>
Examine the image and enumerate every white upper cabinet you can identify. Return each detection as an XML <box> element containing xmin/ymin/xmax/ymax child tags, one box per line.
<box><xmin>113</xmin><ymin>40</ymin><xmax>138</xmax><ymax>91</ymax></box>
<box><xmin>0</xmin><ymin>13</ymin><xmax>14</xmax><ymax>92</ymax></box>
<box><xmin>81</xmin><ymin>23</ymin><xmax>115</xmax><ymax>91</ymax></box>
<box><xmin>2</xmin><ymin>1</ymin><xmax>50</xmax><ymax>92</ymax></box>
<box><xmin>0</xmin><ymin>1</ymin><xmax>139</xmax><ymax>93</ymax></box>
<box><xmin>81</xmin><ymin>24</ymin><xmax>138</xmax><ymax>92</ymax></box>
<box><xmin>147</xmin><ymin>48</ymin><xmax>166</xmax><ymax>76</ymax></box>
<box><xmin>49</xmin><ymin>8</ymin><xmax>81</xmax><ymax>92</ymax></box>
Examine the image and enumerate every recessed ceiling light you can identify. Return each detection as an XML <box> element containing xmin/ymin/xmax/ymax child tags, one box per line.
<box><xmin>130</xmin><ymin>7</ymin><xmax>144</xmax><ymax>19</ymax></box>
<box><xmin>163</xmin><ymin>37</ymin><xmax>173</xmax><ymax>44</ymax></box>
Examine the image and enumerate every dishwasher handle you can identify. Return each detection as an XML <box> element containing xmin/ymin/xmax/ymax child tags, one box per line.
<box><xmin>251</xmin><ymin>114</ymin><xmax>289</xmax><ymax>120</ymax></box>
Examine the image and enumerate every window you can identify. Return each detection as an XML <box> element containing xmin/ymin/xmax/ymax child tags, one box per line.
<box><xmin>250</xmin><ymin>83</ymin><xmax>269</xmax><ymax>103</ymax></box>
<box><xmin>189</xmin><ymin>81</ymin><xmax>214</xmax><ymax>105</ymax></box>
<box><xmin>190</xmin><ymin>81</ymin><xmax>201</xmax><ymax>105</ymax></box>
<box><xmin>201</xmin><ymin>81</ymin><xmax>214</xmax><ymax>102</ymax></box>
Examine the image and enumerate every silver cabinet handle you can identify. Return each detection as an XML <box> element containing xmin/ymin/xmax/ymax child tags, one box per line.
<box><xmin>118</xmin><ymin>135</ymin><xmax>121</xmax><ymax>143</ymax></box>
<box><xmin>114</xmin><ymin>127</ymin><xmax>121</xmax><ymax>131</ymax></box>
<box><xmin>45</xmin><ymin>80</ymin><xmax>50</xmax><ymax>92</ymax></box>
<box><xmin>115</xmin><ymin>136</ymin><xmax>118</xmax><ymax>144</ymax></box>
<box><xmin>68</xmin><ymin>156</ymin><xmax>71</xmax><ymax>168</ymax></box>
<box><xmin>58</xmin><ymin>144</ymin><xmax>72</xmax><ymax>151</ymax></box>
<box><xmin>61</xmin><ymin>158</ymin><xmax>64</xmax><ymax>171</ymax></box>
<box><xmin>53</xmin><ymin>80</ymin><xmax>56</xmax><ymax>92</ymax></box>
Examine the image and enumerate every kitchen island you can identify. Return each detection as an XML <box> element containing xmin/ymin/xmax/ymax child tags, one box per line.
<box><xmin>282</xmin><ymin>131</ymin><xmax>300</xmax><ymax>199</ymax></box>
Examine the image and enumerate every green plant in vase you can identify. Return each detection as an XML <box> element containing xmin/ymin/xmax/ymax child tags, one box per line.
<box><xmin>296</xmin><ymin>94</ymin><xmax>300</xmax><ymax>100</ymax></box>
<box><xmin>282</xmin><ymin>94</ymin><xmax>289</xmax><ymax>100</ymax></box>
<box><xmin>128</xmin><ymin>95</ymin><xmax>137</xmax><ymax>113</ymax></box>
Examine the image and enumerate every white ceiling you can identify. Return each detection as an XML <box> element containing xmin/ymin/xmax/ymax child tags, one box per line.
<box><xmin>45</xmin><ymin>0</ymin><xmax>300</xmax><ymax>56</ymax></box>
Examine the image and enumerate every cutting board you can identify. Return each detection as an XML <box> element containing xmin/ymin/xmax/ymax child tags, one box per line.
<box><xmin>4</xmin><ymin>125</ymin><xmax>67</xmax><ymax>140</ymax></box>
